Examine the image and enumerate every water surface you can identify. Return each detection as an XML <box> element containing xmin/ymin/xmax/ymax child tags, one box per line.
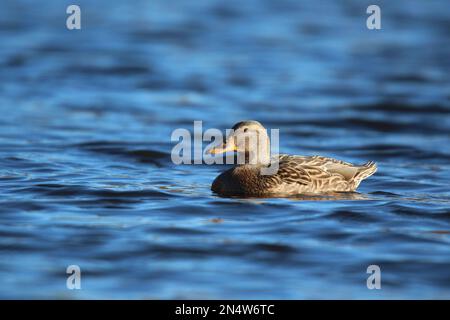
<box><xmin>0</xmin><ymin>0</ymin><xmax>449</xmax><ymax>299</ymax></box>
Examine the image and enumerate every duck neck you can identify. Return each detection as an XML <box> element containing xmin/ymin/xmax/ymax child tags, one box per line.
<box><xmin>238</xmin><ymin>140</ymin><xmax>271</xmax><ymax>166</ymax></box>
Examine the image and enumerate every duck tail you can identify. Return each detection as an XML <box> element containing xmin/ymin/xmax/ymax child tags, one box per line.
<box><xmin>351</xmin><ymin>161</ymin><xmax>377</xmax><ymax>189</ymax></box>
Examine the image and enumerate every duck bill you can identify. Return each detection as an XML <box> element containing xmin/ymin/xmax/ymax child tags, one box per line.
<box><xmin>206</xmin><ymin>142</ymin><xmax>237</xmax><ymax>155</ymax></box>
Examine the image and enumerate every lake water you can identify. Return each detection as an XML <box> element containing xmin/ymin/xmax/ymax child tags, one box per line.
<box><xmin>0</xmin><ymin>0</ymin><xmax>449</xmax><ymax>299</ymax></box>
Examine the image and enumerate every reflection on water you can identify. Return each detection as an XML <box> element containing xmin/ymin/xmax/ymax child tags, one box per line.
<box><xmin>221</xmin><ymin>192</ymin><xmax>373</xmax><ymax>201</ymax></box>
<box><xmin>0</xmin><ymin>0</ymin><xmax>450</xmax><ymax>299</ymax></box>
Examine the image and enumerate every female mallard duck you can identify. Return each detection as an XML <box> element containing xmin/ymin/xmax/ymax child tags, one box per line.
<box><xmin>206</xmin><ymin>121</ymin><xmax>377</xmax><ymax>196</ymax></box>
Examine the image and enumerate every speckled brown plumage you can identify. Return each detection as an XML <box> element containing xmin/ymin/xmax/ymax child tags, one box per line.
<box><xmin>212</xmin><ymin>155</ymin><xmax>377</xmax><ymax>196</ymax></box>
<box><xmin>208</xmin><ymin>121</ymin><xmax>377</xmax><ymax>197</ymax></box>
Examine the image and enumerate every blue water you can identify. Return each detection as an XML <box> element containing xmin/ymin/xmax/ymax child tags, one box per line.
<box><xmin>0</xmin><ymin>0</ymin><xmax>449</xmax><ymax>299</ymax></box>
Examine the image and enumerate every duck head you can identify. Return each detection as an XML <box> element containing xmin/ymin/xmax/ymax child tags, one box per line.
<box><xmin>206</xmin><ymin>121</ymin><xmax>271</xmax><ymax>165</ymax></box>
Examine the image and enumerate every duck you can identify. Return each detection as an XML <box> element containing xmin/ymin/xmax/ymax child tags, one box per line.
<box><xmin>206</xmin><ymin>121</ymin><xmax>377</xmax><ymax>197</ymax></box>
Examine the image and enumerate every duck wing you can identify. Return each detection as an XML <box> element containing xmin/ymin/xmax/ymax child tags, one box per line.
<box><xmin>273</xmin><ymin>155</ymin><xmax>376</xmax><ymax>189</ymax></box>
<box><xmin>305</xmin><ymin>156</ymin><xmax>377</xmax><ymax>182</ymax></box>
<box><xmin>274</xmin><ymin>155</ymin><xmax>334</xmax><ymax>184</ymax></box>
